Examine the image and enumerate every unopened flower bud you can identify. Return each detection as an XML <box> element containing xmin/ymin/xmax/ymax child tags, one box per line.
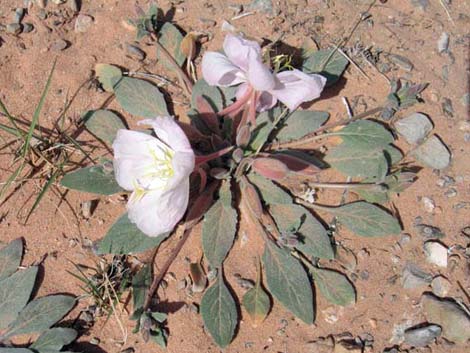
<box><xmin>232</xmin><ymin>148</ymin><xmax>244</xmax><ymax>163</ymax></box>
<box><xmin>240</xmin><ymin>178</ymin><xmax>263</xmax><ymax>217</ymax></box>
<box><xmin>236</xmin><ymin>124</ymin><xmax>251</xmax><ymax>147</ymax></box>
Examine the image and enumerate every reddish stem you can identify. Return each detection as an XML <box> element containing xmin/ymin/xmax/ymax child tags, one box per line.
<box><xmin>194</xmin><ymin>146</ymin><xmax>234</xmax><ymax>167</ymax></box>
<box><xmin>217</xmin><ymin>85</ymin><xmax>253</xmax><ymax>116</ymax></box>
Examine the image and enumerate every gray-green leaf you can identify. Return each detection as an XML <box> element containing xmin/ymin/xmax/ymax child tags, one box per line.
<box><xmin>202</xmin><ymin>182</ymin><xmax>237</xmax><ymax>268</ymax></box>
<box><xmin>302</xmin><ymin>48</ymin><xmax>349</xmax><ymax>86</ymax></box>
<box><xmin>0</xmin><ymin>266</ymin><xmax>38</xmax><ymax>329</ymax></box>
<box><xmin>95</xmin><ymin>63</ymin><xmax>122</xmax><ymax>92</ymax></box>
<box><xmin>114</xmin><ymin>77</ymin><xmax>168</xmax><ymax>117</ymax></box>
<box><xmin>276</xmin><ymin>110</ymin><xmax>329</xmax><ymax>142</ymax></box>
<box><xmin>4</xmin><ymin>295</ymin><xmax>75</xmax><ymax>338</ymax></box>
<box><xmin>325</xmin><ymin>143</ymin><xmax>388</xmax><ymax>179</ymax></box>
<box><xmin>262</xmin><ymin>241</ymin><xmax>314</xmax><ymax>324</ymax></box>
<box><xmin>96</xmin><ymin>214</ymin><xmax>169</xmax><ymax>255</ymax></box>
<box><xmin>332</xmin><ymin>202</ymin><xmax>401</xmax><ymax>237</ymax></box>
<box><xmin>269</xmin><ymin>204</ymin><xmax>334</xmax><ymax>259</ymax></box>
<box><xmin>157</xmin><ymin>22</ymin><xmax>185</xmax><ymax>69</ymax></box>
<box><xmin>84</xmin><ymin>109</ymin><xmax>126</xmax><ymax>145</ymax></box>
<box><xmin>0</xmin><ymin>238</ymin><xmax>23</xmax><ymax>281</ymax></box>
<box><xmin>242</xmin><ymin>276</ymin><xmax>270</xmax><ymax>326</ymax></box>
<box><xmin>311</xmin><ymin>268</ymin><xmax>355</xmax><ymax>306</ymax></box>
<box><xmin>333</xmin><ymin>120</ymin><xmax>394</xmax><ymax>148</ymax></box>
<box><xmin>200</xmin><ymin>273</ymin><xmax>238</xmax><ymax>348</ymax></box>
<box><xmin>30</xmin><ymin>328</ymin><xmax>77</xmax><ymax>351</ymax></box>
<box><xmin>248</xmin><ymin>108</ymin><xmax>283</xmax><ymax>151</ymax></box>
<box><xmin>60</xmin><ymin>162</ymin><xmax>123</xmax><ymax>195</ymax></box>
<box><xmin>0</xmin><ymin>349</ymin><xmax>34</xmax><ymax>353</ymax></box>
<box><xmin>191</xmin><ymin>79</ymin><xmax>224</xmax><ymax>112</ymax></box>
<box><xmin>248</xmin><ymin>173</ymin><xmax>291</xmax><ymax>205</ymax></box>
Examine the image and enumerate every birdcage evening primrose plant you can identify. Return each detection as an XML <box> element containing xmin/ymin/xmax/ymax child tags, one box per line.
<box><xmin>59</xmin><ymin>4</ymin><xmax>444</xmax><ymax>349</ymax></box>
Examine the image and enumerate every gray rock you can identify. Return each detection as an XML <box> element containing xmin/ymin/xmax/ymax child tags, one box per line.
<box><xmin>68</xmin><ymin>0</ymin><xmax>80</xmax><ymax>12</ymax></box>
<box><xmin>424</xmin><ymin>241</ymin><xmax>448</xmax><ymax>268</ymax></box>
<box><xmin>247</xmin><ymin>0</ymin><xmax>273</xmax><ymax>15</ymax></box>
<box><xmin>412</xmin><ymin>135</ymin><xmax>451</xmax><ymax>170</ymax></box>
<box><xmin>421</xmin><ymin>293</ymin><xmax>470</xmax><ymax>343</ymax></box>
<box><xmin>74</xmin><ymin>14</ymin><xmax>94</xmax><ymax>33</ymax></box>
<box><xmin>125</xmin><ymin>43</ymin><xmax>146</xmax><ymax>61</ymax></box>
<box><xmin>388</xmin><ymin>54</ymin><xmax>414</xmax><ymax>71</ymax></box>
<box><xmin>51</xmin><ymin>39</ymin><xmax>68</xmax><ymax>51</ymax></box>
<box><xmin>22</xmin><ymin>23</ymin><xmax>34</xmax><ymax>33</ymax></box>
<box><xmin>410</xmin><ymin>0</ymin><xmax>429</xmax><ymax>11</ymax></box>
<box><xmin>402</xmin><ymin>262</ymin><xmax>432</xmax><ymax>289</ymax></box>
<box><xmin>6</xmin><ymin>23</ymin><xmax>22</xmax><ymax>34</ymax></box>
<box><xmin>438</xmin><ymin>32</ymin><xmax>450</xmax><ymax>53</ymax></box>
<box><xmin>431</xmin><ymin>275</ymin><xmax>451</xmax><ymax>297</ymax></box>
<box><xmin>404</xmin><ymin>324</ymin><xmax>441</xmax><ymax>347</ymax></box>
<box><xmin>395</xmin><ymin>113</ymin><xmax>433</xmax><ymax>144</ymax></box>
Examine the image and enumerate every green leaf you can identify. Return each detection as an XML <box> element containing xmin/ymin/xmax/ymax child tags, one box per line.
<box><xmin>60</xmin><ymin>162</ymin><xmax>123</xmax><ymax>195</ymax></box>
<box><xmin>276</xmin><ymin>110</ymin><xmax>329</xmax><ymax>142</ymax></box>
<box><xmin>249</xmin><ymin>176</ymin><xmax>333</xmax><ymax>259</ymax></box>
<box><xmin>191</xmin><ymin>79</ymin><xmax>224</xmax><ymax>112</ymax></box>
<box><xmin>325</xmin><ymin>143</ymin><xmax>388</xmax><ymax>179</ymax></box>
<box><xmin>248</xmin><ymin>173</ymin><xmax>291</xmax><ymax>205</ymax></box>
<box><xmin>150</xmin><ymin>327</ymin><xmax>168</xmax><ymax>348</ymax></box>
<box><xmin>30</xmin><ymin>328</ymin><xmax>77</xmax><ymax>351</ymax></box>
<box><xmin>114</xmin><ymin>77</ymin><xmax>168</xmax><ymax>117</ymax></box>
<box><xmin>242</xmin><ymin>264</ymin><xmax>270</xmax><ymax>326</ymax></box>
<box><xmin>262</xmin><ymin>241</ymin><xmax>314</xmax><ymax>324</ymax></box>
<box><xmin>0</xmin><ymin>349</ymin><xmax>34</xmax><ymax>353</ymax></box>
<box><xmin>331</xmin><ymin>202</ymin><xmax>401</xmax><ymax>237</ymax></box>
<box><xmin>248</xmin><ymin>107</ymin><xmax>282</xmax><ymax>151</ymax></box>
<box><xmin>334</xmin><ymin>121</ymin><xmax>394</xmax><ymax>148</ymax></box>
<box><xmin>302</xmin><ymin>48</ymin><xmax>349</xmax><ymax>86</ymax></box>
<box><xmin>384</xmin><ymin>145</ymin><xmax>403</xmax><ymax>165</ymax></box>
<box><xmin>200</xmin><ymin>273</ymin><xmax>238</xmax><ymax>348</ymax></box>
<box><xmin>355</xmin><ymin>186</ymin><xmax>389</xmax><ymax>204</ymax></box>
<box><xmin>83</xmin><ymin>109</ymin><xmax>126</xmax><ymax>145</ymax></box>
<box><xmin>95</xmin><ymin>64</ymin><xmax>122</xmax><ymax>92</ymax></box>
<box><xmin>96</xmin><ymin>214</ymin><xmax>169</xmax><ymax>255</ymax></box>
<box><xmin>269</xmin><ymin>204</ymin><xmax>334</xmax><ymax>259</ymax></box>
<box><xmin>202</xmin><ymin>182</ymin><xmax>237</xmax><ymax>268</ymax></box>
<box><xmin>311</xmin><ymin>268</ymin><xmax>355</xmax><ymax>306</ymax></box>
<box><xmin>0</xmin><ymin>238</ymin><xmax>23</xmax><ymax>281</ymax></box>
<box><xmin>0</xmin><ymin>266</ymin><xmax>38</xmax><ymax>329</ymax></box>
<box><xmin>4</xmin><ymin>295</ymin><xmax>75</xmax><ymax>338</ymax></box>
<box><xmin>132</xmin><ymin>264</ymin><xmax>152</xmax><ymax>312</ymax></box>
<box><xmin>157</xmin><ymin>22</ymin><xmax>185</xmax><ymax>69</ymax></box>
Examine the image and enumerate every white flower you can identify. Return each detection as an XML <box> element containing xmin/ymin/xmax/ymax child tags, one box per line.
<box><xmin>113</xmin><ymin>117</ymin><xmax>195</xmax><ymax>237</ymax></box>
<box><xmin>201</xmin><ymin>34</ymin><xmax>326</xmax><ymax>112</ymax></box>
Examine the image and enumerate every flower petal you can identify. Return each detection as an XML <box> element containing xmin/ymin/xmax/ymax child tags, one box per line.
<box><xmin>139</xmin><ymin>116</ymin><xmax>193</xmax><ymax>153</ymax></box>
<box><xmin>127</xmin><ymin>178</ymin><xmax>190</xmax><ymax>237</ymax></box>
<box><xmin>271</xmin><ymin>69</ymin><xmax>326</xmax><ymax>110</ymax></box>
<box><xmin>113</xmin><ymin>129</ymin><xmax>164</xmax><ymax>190</ymax></box>
<box><xmin>247</xmin><ymin>50</ymin><xmax>276</xmax><ymax>91</ymax></box>
<box><xmin>256</xmin><ymin>91</ymin><xmax>277</xmax><ymax>112</ymax></box>
<box><xmin>223</xmin><ymin>34</ymin><xmax>261</xmax><ymax>71</ymax></box>
<box><xmin>201</xmin><ymin>51</ymin><xmax>246</xmax><ymax>87</ymax></box>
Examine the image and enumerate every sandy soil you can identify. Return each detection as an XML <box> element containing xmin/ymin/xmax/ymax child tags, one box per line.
<box><xmin>0</xmin><ymin>0</ymin><xmax>469</xmax><ymax>352</ymax></box>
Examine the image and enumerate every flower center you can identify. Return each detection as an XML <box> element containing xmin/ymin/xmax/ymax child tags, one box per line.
<box><xmin>130</xmin><ymin>140</ymin><xmax>175</xmax><ymax>203</ymax></box>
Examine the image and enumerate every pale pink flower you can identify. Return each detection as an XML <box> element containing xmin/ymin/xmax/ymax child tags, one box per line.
<box><xmin>113</xmin><ymin>117</ymin><xmax>195</xmax><ymax>237</ymax></box>
<box><xmin>201</xmin><ymin>34</ymin><xmax>326</xmax><ymax>114</ymax></box>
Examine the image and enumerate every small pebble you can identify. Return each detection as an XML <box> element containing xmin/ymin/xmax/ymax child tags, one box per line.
<box><xmin>416</xmin><ymin>224</ymin><xmax>444</xmax><ymax>239</ymax></box>
<box><xmin>125</xmin><ymin>43</ymin><xmax>146</xmax><ymax>61</ymax></box>
<box><xmin>90</xmin><ymin>337</ymin><xmax>100</xmax><ymax>345</ymax></box>
<box><xmin>68</xmin><ymin>0</ymin><xmax>80</xmax><ymax>12</ymax></box>
<box><xmin>14</xmin><ymin>8</ymin><xmax>25</xmax><ymax>23</ymax></box>
<box><xmin>404</xmin><ymin>324</ymin><xmax>442</xmax><ymax>347</ymax></box>
<box><xmin>436</xmin><ymin>175</ymin><xmax>455</xmax><ymax>187</ymax></box>
<box><xmin>399</xmin><ymin>233</ymin><xmax>412</xmax><ymax>246</ymax></box>
<box><xmin>431</xmin><ymin>275</ymin><xmax>451</xmax><ymax>297</ymax></box>
<box><xmin>422</xmin><ymin>197</ymin><xmax>435</xmax><ymax>213</ymax></box>
<box><xmin>177</xmin><ymin>278</ymin><xmax>187</xmax><ymax>290</ymax></box>
<box><xmin>37</xmin><ymin>9</ymin><xmax>47</xmax><ymax>20</ymax></box>
<box><xmin>441</xmin><ymin>98</ymin><xmax>454</xmax><ymax>118</ymax></box>
<box><xmin>22</xmin><ymin>23</ymin><xmax>34</xmax><ymax>33</ymax></box>
<box><xmin>437</xmin><ymin>32</ymin><xmax>450</xmax><ymax>53</ymax></box>
<box><xmin>388</xmin><ymin>53</ymin><xmax>413</xmax><ymax>71</ymax></box>
<box><xmin>199</xmin><ymin>18</ymin><xmax>216</xmax><ymax>28</ymax></box>
<box><xmin>402</xmin><ymin>262</ymin><xmax>432</xmax><ymax>289</ymax></box>
<box><xmin>444</xmin><ymin>188</ymin><xmax>457</xmax><ymax>198</ymax></box>
<box><xmin>424</xmin><ymin>241</ymin><xmax>448</xmax><ymax>268</ymax></box>
<box><xmin>461</xmin><ymin>93</ymin><xmax>470</xmax><ymax>107</ymax></box>
<box><xmin>74</xmin><ymin>14</ymin><xmax>94</xmax><ymax>33</ymax></box>
<box><xmin>6</xmin><ymin>23</ymin><xmax>22</xmax><ymax>34</ymax></box>
<box><xmin>120</xmin><ymin>348</ymin><xmax>135</xmax><ymax>353</ymax></box>
<box><xmin>51</xmin><ymin>39</ymin><xmax>68</xmax><ymax>51</ymax></box>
